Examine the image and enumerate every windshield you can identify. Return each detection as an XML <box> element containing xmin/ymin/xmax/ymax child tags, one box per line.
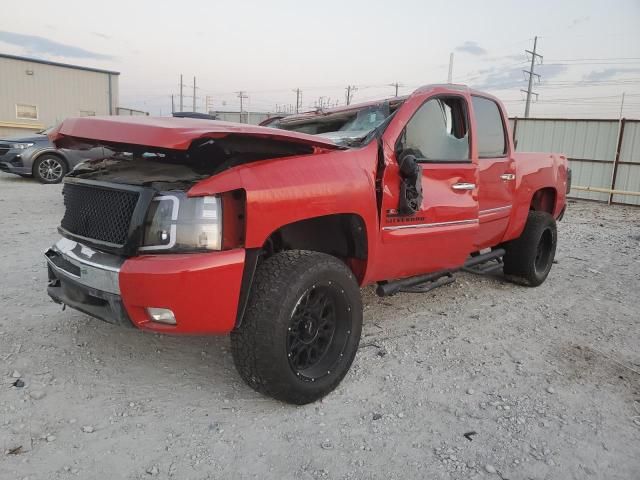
<box><xmin>275</xmin><ymin>98</ymin><xmax>403</xmax><ymax>146</ymax></box>
<box><xmin>338</xmin><ymin>106</ymin><xmax>390</xmax><ymax>133</ymax></box>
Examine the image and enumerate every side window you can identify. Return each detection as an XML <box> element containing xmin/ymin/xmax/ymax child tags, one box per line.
<box><xmin>472</xmin><ymin>96</ymin><xmax>507</xmax><ymax>157</ymax></box>
<box><xmin>398</xmin><ymin>97</ymin><xmax>469</xmax><ymax>162</ymax></box>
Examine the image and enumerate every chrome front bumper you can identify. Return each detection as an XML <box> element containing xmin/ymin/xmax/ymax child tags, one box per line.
<box><xmin>46</xmin><ymin>238</ymin><xmax>123</xmax><ymax>294</ymax></box>
<box><xmin>46</xmin><ymin>238</ymin><xmax>133</xmax><ymax>327</ymax></box>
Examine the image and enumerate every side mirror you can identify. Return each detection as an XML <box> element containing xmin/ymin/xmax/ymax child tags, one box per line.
<box><xmin>397</xmin><ymin>153</ymin><xmax>423</xmax><ymax>215</ymax></box>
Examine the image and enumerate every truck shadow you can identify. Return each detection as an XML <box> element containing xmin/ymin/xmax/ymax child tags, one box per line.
<box><xmin>64</xmin><ymin>270</ymin><xmax>516</xmax><ymax>403</ymax></box>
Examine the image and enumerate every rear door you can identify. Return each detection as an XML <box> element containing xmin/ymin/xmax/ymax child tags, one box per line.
<box><xmin>471</xmin><ymin>95</ymin><xmax>515</xmax><ymax>249</ymax></box>
<box><xmin>372</xmin><ymin>91</ymin><xmax>479</xmax><ymax>281</ymax></box>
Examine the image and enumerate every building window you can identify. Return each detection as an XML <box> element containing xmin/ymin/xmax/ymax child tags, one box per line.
<box><xmin>80</xmin><ymin>110</ymin><xmax>96</xmax><ymax>117</ymax></box>
<box><xmin>16</xmin><ymin>104</ymin><xmax>38</xmax><ymax>120</ymax></box>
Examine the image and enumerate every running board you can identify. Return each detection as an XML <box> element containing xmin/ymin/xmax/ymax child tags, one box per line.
<box><xmin>399</xmin><ymin>273</ymin><xmax>455</xmax><ymax>293</ymax></box>
<box><xmin>462</xmin><ymin>258</ymin><xmax>503</xmax><ymax>275</ymax></box>
<box><xmin>376</xmin><ymin>248</ymin><xmax>505</xmax><ymax>297</ymax></box>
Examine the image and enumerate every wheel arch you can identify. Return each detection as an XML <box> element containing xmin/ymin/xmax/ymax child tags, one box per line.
<box><xmin>31</xmin><ymin>150</ymin><xmax>70</xmax><ymax>175</ymax></box>
<box><xmin>234</xmin><ymin>213</ymin><xmax>369</xmax><ymax>329</ymax></box>
<box><xmin>529</xmin><ymin>186</ymin><xmax>557</xmax><ymax>214</ymax></box>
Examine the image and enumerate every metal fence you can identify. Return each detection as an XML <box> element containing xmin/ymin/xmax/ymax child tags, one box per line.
<box><xmin>510</xmin><ymin>117</ymin><xmax>640</xmax><ymax>206</ymax></box>
<box><xmin>209</xmin><ymin>110</ymin><xmax>271</xmax><ymax>125</ymax></box>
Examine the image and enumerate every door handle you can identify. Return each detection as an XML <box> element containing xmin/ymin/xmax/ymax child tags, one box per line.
<box><xmin>500</xmin><ymin>173</ymin><xmax>516</xmax><ymax>181</ymax></box>
<box><xmin>452</xmin><ymin>183</ymin><xmax>476</xmax><ymax>191</ymax></box>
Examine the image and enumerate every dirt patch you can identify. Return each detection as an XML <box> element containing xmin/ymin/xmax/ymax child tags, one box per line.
<box><xmin>1</xmin><ymin>175</ymin><xmax>639</xmax><ymax>479</ymax></box>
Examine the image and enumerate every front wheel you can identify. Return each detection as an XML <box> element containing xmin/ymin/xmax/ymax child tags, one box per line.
<box><xmin>33</xmin><ymin>154</ymin><xmax>67</xmax><ymax>184</ymax></box>
<box><xmin>231</xmin><ymin>250</ymin><xmax>363</xmax><ymax>404</ymax></box>
<box><xmin>503</xmin><ymin>211</ymin><xmax>557</xmax><ymax>286</ymax></box>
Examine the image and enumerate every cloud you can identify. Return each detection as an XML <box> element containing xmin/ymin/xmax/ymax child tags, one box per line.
<box><xmin>471</xmin><ymin>64</ymin><xmax>567</xmax><ymax>90</ymax></box>
<box><xmin>455</xmin><ymin>41</ymin><xmax>486</xmax><ymax>56</ymax></box>
<box><xmin>584</xmin><ymin>67</ymin><xmax>640</xmax><ymax>81</ymax></box>
<box><xmin>0</xmin><ymin>30</ymin><xmax>113</xmax><ymax>60</ymax></box>
<box><xmin>91</xmin><ymin>31</ymin><xmax>112</xmax><ymax>40</ymax></box>
<box><xmin>569</xmin><ymin>16</ymin><xmax>590</xmax><ymax>28</ymax></box>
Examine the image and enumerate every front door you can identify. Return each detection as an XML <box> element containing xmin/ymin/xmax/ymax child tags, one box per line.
<box><xmin>372</xmin><ymin>92</ymin><xmax>479</xmax><ymax>282</ymax></box>
<box><xmin>471</xmin><ymin>95</ymin><xmax>515</xmax><ymax>249</ymax></box>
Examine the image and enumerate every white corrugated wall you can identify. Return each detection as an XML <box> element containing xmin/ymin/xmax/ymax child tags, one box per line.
<box><xmin>613</xmin><ymin>120</ymin><xmax>640</xmax><ymax>206</ymax></box>
<box><xmin>512</xmin><ymin>118</ymin><xmax>639</xmax><ymax>205</ymax></box>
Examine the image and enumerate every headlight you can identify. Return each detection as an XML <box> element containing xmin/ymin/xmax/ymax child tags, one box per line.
<box><xmin>140</xmin><ymin>193</ymin><xmax>222</xmax><ymax>252</ymax></box>
<box><xmin>11</xmin><ymin>143</ymin><xmax>34</xmax><ymax>149</ymax></box>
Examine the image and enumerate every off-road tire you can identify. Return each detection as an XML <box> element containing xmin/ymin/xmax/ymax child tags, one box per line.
<box><xmin>503</xmin><ymin>211</ymin><xmax>557</xmax><ymax>286</ymax></box>
<box><xmin>230</xmin><ymin>250</ymin><xmax>363</xmax><ymax>404</ymax></box>
<box><xmin>33</xmin><ymin>154</ymin><xmax>67</xmax><ymax>184</ymax></box>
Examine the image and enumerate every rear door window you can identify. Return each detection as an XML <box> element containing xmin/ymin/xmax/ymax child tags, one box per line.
<box><xmin>472</xmin><ymin>96</ymin><xmax>507</xmax><ymax>158</ymax></box>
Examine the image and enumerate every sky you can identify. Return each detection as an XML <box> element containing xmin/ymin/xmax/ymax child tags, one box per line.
<box><xmin>2</xmin><ymin>0</ymin><xmax>640</xmax><ymax>118</ymax></box>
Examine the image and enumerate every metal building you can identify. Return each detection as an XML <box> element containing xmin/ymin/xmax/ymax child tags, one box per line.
<box><xmin>0</xmin><ymin>53</ymin><xmax>119</xmax><ymax>138</ymax></box>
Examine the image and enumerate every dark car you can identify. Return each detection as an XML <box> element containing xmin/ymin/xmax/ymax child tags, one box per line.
<box><xmin>0</xmin><ymin>126</ymin><xmax>105</xmax><ymax>184</ymax></box>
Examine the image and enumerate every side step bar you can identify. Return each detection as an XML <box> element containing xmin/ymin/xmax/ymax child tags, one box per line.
<box><xmin>376</xmin><ymin>248</ymin><xmax>506</xmax><ymax>297</ymax></box>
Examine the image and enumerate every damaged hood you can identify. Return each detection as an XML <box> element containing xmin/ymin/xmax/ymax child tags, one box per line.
<box><xmin>49</xmin><ymin>116</ymin><xmax>341</xmax><ymax>151</ymax></box>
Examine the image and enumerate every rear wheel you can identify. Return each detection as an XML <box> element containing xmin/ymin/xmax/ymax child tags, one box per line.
<box><xmin>231</xmin><ymin>250</ymin><xmax>362</xmax><ymax>404</ymax></box>
<box><xmin>503</xmin><ymin>211</ymin><xmax>557</xmax><ymax>286</ymax></box>
<box><xmin>33</xmin><ymin>155</ymin><xmax>67</xmax><ymax>184</ymax></box>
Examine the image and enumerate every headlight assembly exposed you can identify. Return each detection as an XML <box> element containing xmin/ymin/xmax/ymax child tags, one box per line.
<box><xmin>140</xmin><ymin>193</ymin><xmax>222</xmax><ymax>252</ymax></box>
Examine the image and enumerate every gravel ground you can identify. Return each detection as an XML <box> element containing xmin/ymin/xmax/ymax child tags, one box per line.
<box><xmin>1</xmin><ymin>173</ymin><xmax>639</xmax><ymax>480</ymax></box>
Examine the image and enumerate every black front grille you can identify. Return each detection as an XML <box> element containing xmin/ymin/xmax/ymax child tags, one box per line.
<box><xmin>61</xmin><ymin>182</ymin><xmax>140</xmax><ymax>246</ymax></box>
<box><xmin>0</xmin><ymin>147</ymin><xmax>10</xmax><ymax>156</ymax></box>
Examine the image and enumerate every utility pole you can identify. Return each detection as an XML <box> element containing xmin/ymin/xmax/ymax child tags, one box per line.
<box><xmin>447</xmin><ymin>53</ymin><xmax>454</xmax><ymax>83</ymax></box>
<box><xmin>192</xmin><ymin>76</ymin><xmax>197</xmax><ymax>112</ymax></box>
<box><xmin>316</xmin><ymin>96</ymin><xmax>328</xmax><ymax>109</ymax></box>
<box><xmin>388</xmin><ymin>82</ymin><xmax>402</xmax><ymax>97</ymax></box>
<box><xmin>608</xmin><ymin>91</ymin><xmax>626</xmax><ymax>205</ymax></box>
<box><xmin>522</xmin><ymin>36</ymin><xmax>543</xmax><ymax>118</ymax></box>
<box><xmin>345</xmin><ymin>85</ymin><xmax>357</xmax><ymax>105</ymax></box>
<box><xmin>179</xmin><ymin>74</ymin><xmax>184</xmax><ymax>112</ymax></box>
<box><xmin>171</xmin><ymin>95</ymin><xmax>175</xmax><ymax>114</ymax></box>
<box><xmin>236</xmin><ymin>91</ymin><xmax>248</xmax><ymax>123</ymax></box>
<box><xmin>618</xmin><ymin>91</ymin><xmax>626</xmax><ymax>119</ymax></box>
<box><xmin>205</xmin><ymin>96</ymin><xmax>215</xmax><ymax>115</ymax></box>
<box><xmin>293</xmin><ymin>88</ymin><xmax>302</xmax><ymax>113</ymax></box>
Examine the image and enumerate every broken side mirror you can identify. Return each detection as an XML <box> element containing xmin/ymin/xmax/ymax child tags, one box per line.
<box><xmin>397</xmin><ymin>153</ymin><xmax>423</xmax><ymax>215</ymax></box>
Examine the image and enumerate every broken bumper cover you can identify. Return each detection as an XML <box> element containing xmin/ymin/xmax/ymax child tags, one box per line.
<box><xmin>46</xmin><ymin>239</ymin><xmax>246</xmax><ymax>334</ymax></box>
<box><xmin>46</xmin><ymin>238</ymin><xmax>131</xmax><ymax>326</ymax></box>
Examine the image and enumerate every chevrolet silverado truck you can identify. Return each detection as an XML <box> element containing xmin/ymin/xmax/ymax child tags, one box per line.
<box><xmin>45</xmin><ymin>85</ymin><xmax>569</xmax><ymax>404</ymax></box>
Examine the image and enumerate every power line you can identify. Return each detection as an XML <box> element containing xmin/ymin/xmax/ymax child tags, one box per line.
<box><xmin>544</xmin><ymin>57</ymin><xmax>640</xmax><ymax>62</ymax></box>
<box><xmin>543</xmin><ymin>61</ymin><xmax>640</xmax><ymax>66</ymax></box>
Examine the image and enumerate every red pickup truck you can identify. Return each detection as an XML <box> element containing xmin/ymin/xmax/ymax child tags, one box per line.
<box><xmin>46</xmin><ymin>85</ymin><xmax>569</xmax><ymax>404</ymax></box>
